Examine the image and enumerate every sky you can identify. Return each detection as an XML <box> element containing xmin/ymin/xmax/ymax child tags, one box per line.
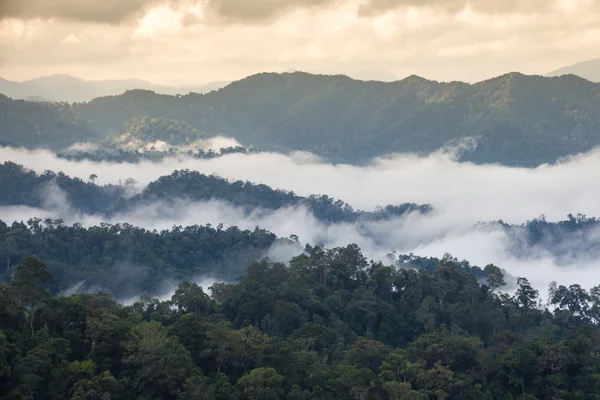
<box><xmin>0</xmin><ymin>0</ymin><xmax>599</xmax><ymax>85</ymax></box>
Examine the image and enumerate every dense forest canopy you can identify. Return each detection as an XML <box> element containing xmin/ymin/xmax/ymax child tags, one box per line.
<box><xmin>1</xmin><ymin>248</ymin><xmax>600</xmax><ymax>399</ymax></box>
<box><xmin>2</xmin><ymin>72</ymin><xmax>600</xmax><ymax>166</ymax></box>
<box><xmin>3</xmin><ymin>71</ymin><xmax>600</xmax><ymax>399</ymax></box>
<box><xmin>0</xmin><ymin>162</ymin><xmax>432</xmax><ymax>223</ymax></box>
<box><xmin>0</xmin><ymin>218</ymin><xmax>280</xmax><ymax>297</ymax></box>
<box><xmin>57</xmin><ymin>146</ymin><xmax>255</xmax><ymax>163</ymax></box>
<box><xmin>2</xmin><ymin>161</ymin><xmax>600</xmax><ymax>290</ymax></box>
<box><xmin>1</xmin><ymin>213</ymin><xmax>599</xmax><ymax>300</ymax></box>
<box><xmin>110</xmin><ymin>117</ymin><xmax>208</xmax><ymax>148</ymax></box>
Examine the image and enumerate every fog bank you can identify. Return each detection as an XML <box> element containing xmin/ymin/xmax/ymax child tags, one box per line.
<box><xmin>4</xmin><ymin>144</ymin><xmax>600</xmax><ymax>295</ymax></box>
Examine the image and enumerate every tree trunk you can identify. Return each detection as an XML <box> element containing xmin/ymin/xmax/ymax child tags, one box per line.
<box><xmin>29</xmin><ymin>303</ymin><xmax>36</xmax><ymax>337</ymax></box>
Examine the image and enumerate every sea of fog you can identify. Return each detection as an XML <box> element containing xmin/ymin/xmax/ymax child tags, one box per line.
<box><xmin>3</xmin><ymin>144</ymin><xmax>600</xmax><ymax>299</ymax></box>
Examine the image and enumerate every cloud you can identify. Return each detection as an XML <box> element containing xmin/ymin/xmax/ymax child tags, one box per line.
<box><xmin>0</xmin><ymin>0</ymin><xmax>340</xmax><ymax>25</ymax></box>
<box><xmin>357</xmin><ymin>0</ymin><xmax>557</xmax><ymax>16</ymax></box>
<box><xmin>119</xmin><ymin>276</ymin><xmax>221</xmax><ymax>306</ymax></box>
<box><xmin>5</xmin><ymin>144</ymin><xmax>600</xmax><ymax>222</ymax></box>
<box><xmin>2</xmin><ymin>195</ymin><xmax>598</xmax><ymax>301</ymax></box>
<box><xmin>3</xmin><ymin>0</ymin><xmax>585</xmax><ymax>25</ymax></box>
<box><xmin>1</xmin><ymin>0</ymin><xmax>599</xmax><ymax>84</ymax></box>
<box><xmin>202</xmin><ymin>0</ymin><xmax>339</xmax><ymax>23</ymax></box>
<box><xmin>6</xmin><ymin>144</ymin><xmax>600</xmax><ymax>299</ymax></box>
<box><xmin>0</xmin><ymin>0</ymin><xmax>189</xmax><ymax>24</ymax></box>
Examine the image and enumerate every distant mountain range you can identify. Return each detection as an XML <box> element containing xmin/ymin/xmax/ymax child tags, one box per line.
<box><xmin>546</xmin><ymin>57</ymin><xmax>600</xmax><ymax>82</ymax></box>
<box><xmin>0</xmin><ymin>74</ymin><xmax>229</xmax><ymax>103</ymax></box>
<box><xmin>2</xmin><ymin>71</ymin><xmax>600</xmax><ymax>166</ymax></box>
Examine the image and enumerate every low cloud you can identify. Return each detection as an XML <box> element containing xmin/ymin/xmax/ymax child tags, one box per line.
<box><xmin>4</xmin><ymin>144</ymin><xmax>600</xmax><ymax>223</ymax></box>
<box><xmin>3</xmin><ymin>197</ymin><xmax>599</xmax><ymax>300</ymax></box>
<box><xmin>5</xmin><ymin>145</ymin><xmax>600</xmax><ymax>297</ymax></box>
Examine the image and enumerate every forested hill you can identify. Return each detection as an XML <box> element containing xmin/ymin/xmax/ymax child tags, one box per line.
<box><xmin>135</xmin><ymin>170</ymin><xmax>431</xmax><ymax>222</ymax></box>
<box><xmin>0</xmin><ymin>94</ymin><xmax>100</xmax><ymax>149</ymax></box>
<box><xmin>3</xmin><ymin>72</ymin><xmax>600</xmax><ymax>166</ymax></box>
<box><xmin>0</xmin><ymin>219</ymin><xmax>280</xmax><ymax>296</ymax></box>
<box><xmin>2</xmin><ymin>247</ymin><xmax>600</xmax><ymax>399</ymax></box>
<box><xmin>0</xmin><ymin>162</ymin><xmax>431</xmax><ymax>222</ymax></box>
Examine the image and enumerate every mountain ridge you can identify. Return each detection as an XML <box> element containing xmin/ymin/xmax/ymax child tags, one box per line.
<box><xmin>546</xmin><ymin>57</ymin><xmax>600</xmax><ymax>82</ymax></box>
<box><xmin>0</xmin><ymin>73</ymin><xmax>230</xmax><ymax>103</ymax></box>
<box><xmin>2</xmin><ymin>71</ymin><xmax>600</xmax><ymax>166</ymax></box>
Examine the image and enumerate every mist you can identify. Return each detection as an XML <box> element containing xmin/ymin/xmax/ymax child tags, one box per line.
<box><xmin>4</xmin><ymin>143</ymin><xmax>600</xmax><ymax>297</ymax></box>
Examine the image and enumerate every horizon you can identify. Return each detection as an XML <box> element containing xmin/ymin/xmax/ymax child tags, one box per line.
<box><xmin>1</xmin><ymin>67</ymin><xmax>598</xmax><ymax>90</ymax></box>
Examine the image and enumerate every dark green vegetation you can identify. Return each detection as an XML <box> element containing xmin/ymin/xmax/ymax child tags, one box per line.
<box><xmin>0</xmin><ymin>162</ymin><xmax>431</xmax><ymax>222</ymax></box>
<box><xmin>58</xmin><ymin>146</ymin><xmax>253</xmax><ymax>163</ymax></box>
<box><xmin>485</xmin><ymin>213</ymin><xmax>600</xmax><ymax>262</ymax></box>
<box><xmin>3</xmin><ymin>72</ymin><xmax>600</xmax><ymax>166</ymax></box>
<box><xmin>0</xmin><ymin>162</ymin><xmax>125</xmax><ymax>215</ymax></box>
<box><xmin>109</xmin><ymin>117</ymin><xmax>208</xmax><ymax>148</ymax></box>
<box><xmin>2</xmin><ymin>249</ymin><xmax>600</xmax><ymax>400</ymax></box>
<box><xmin>0</xmin><ymin>95</ymin><xmax>98</xmax><ymax>149</ymax></box>
<box><xmin>0</xmin><ymin>219</ymin><xmax>279</xmax><ymax>297</ymax></box>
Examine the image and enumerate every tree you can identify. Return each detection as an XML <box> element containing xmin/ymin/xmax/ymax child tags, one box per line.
<box><xmin>178</xmin><ymin>376</ymin><xmax>216</xmax><ymax>400</ymax></box>
<box><xmin>123</xmin><ymin>321</ymin><xmax>194</xmax><ymax>399</ymax></box>
<box><xmin>382</xmin><ymin>381</ymin><xmax>412</xmax><ymax>400</ymax></box>
<box><xmin>237</xmin><ymin>367</ymin><xmax>284</xmax><ymax>400</ymax></box>
<box><xmin>88</xmin><ymin>174</ymin><xmax>98</xmax><ymax>183</ymax></box>
<box><xmin>124</xmin><ymin>177</ymin><xmax>137</xmax><ymax>187</ymax></box>
<box><xmin>204</xmin><ymin>321</ymin><xmax>243</xmax><ymax>374</ymax></box>
<box><xmin>172</xmin><ymin>281</ymin><xmax>211</xmax><ymax>315</ymax></box>
<box><xmin>549</xmin><ymin>283</ymin><xmax>590</xmax><ymax>316</ymax></box>
<box><xmin>484</xmin><ymin>264</ymin><xmax>506</xmax><ymax>292</ymax></box>
<box><xmin>515</xmin><ymin>278</ymin><xmax>539</xmax><ymax>310</ymax></box>
<box><xmin>12</xmin><ymin>256</ymin><xmax>52</xmax><ymax>337</ymax></box>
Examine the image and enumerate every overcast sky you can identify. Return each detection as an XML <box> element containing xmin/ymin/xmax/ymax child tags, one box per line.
<box><xmin>0</xmin><ymin>0</ymin><xmax>599</xmax><ymax>85</ymax></box>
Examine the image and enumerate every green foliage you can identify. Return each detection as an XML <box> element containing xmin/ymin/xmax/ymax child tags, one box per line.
<box><xmin>123</xmin><ymin>321</ymin><xmax>194</xmax><ymax>399</ymax></box>
<box><xmin>4</xmin><ymin>73</ymin><xmax>600</xmax><ymax>166</ymax></box>
<box><xmin>0</xmin><ymin>162</ymin><xmax>432</xmax><ymax>224</ymax></box>
<box><xmin>0</xmin><ymin>162</ymin><xmax>126</xmax><ymax>214</ymax></box>
<box><xmin>12</xmin><ymin>256</ymin><xmax>52</xmax><ymax>336</ymax></box>
<box><xmin>484</xmin><ymin>264</ymin><xmax>506</xmax><ymax>292</ymax></box>
<box><xmin>2</xmin><ymin>243</ymin><xmax>600</xmax><ymax>399</ymax></box>
<box><xmin>0</xmin><ymin>94</ymin><xmax>101</xmax><ymax>149</ymax></box>
<box><xmin>0</xmin><ymin>218</ymin><xmax>277</xmax><ymax>297</ymax></box>
<box><xmin>116</xmin><ymin>117</ymin><xmax>207</xmax><ymax>147</ymax></box>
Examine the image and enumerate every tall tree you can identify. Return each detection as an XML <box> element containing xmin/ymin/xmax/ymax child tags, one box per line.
<box><xmin>484</xmin><ymin>264</ymin><xmax>506</xmax><ymax>292</ymax></box>
<box><xmin>12</xmin><ymin>256</ymin><xmax>52</xmax><ymax>337</ymax></box>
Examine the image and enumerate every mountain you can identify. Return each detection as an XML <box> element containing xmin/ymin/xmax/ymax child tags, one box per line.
<box><xmin>0</xmin><ymin>162</ymin><xmax>431</xmax><ymax>223</ymax></box>
<box><xmin>546</xmin><ymin>57</ymin><xmax>600</xmax><ymax>82</ymax></box>
<box><xmin>2</xmin><ymin>71</ymin><xmax>600</xmax><ymax>166</ymax></box>
<box><xmin>0</xmin><ymin>94</ymin><xmax>103</xmax><ymax>149</ymax></box>
<box><xmin>24</xmin><ymin>95</ymin><xmax>54</xmax><ymax>103</ymax></box>
<box><xmin>0</xmin><ymin>74</ymin><xmax>229</xmax><ymax>103</ymax></box>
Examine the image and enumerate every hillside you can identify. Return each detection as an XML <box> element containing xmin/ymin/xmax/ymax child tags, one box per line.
<box><xmin>3</xmin><ymin>72</ymin><xmax>600</xmax><ymax>166</ymax></box>
<box><xmin>0</xmin><ymin>162</ymin><xmax>431</xmax><ymax>223</ymax></box>
<box><xmin>547</xmin><ymin>57</ymin><xmax>600</xmax><ymax>82</ymax></box>
<box><xmin>0</xmin><ymin>94</ymin><xmax>102</xmax><ymax>148</ymax></box>
<box><xmin>0</xmin><ymin>74</ymin><xmax>228</xmax><ymax>103</ymax></box>
<box><xmin>2</xmin><ymin>243</ymin><xmax>600</xmax><ymax>399</ymax></box>
<box><xmin>3</xmin><ymin>162</ymin><xmax>599</xmax><ymax>269</ymax></box>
